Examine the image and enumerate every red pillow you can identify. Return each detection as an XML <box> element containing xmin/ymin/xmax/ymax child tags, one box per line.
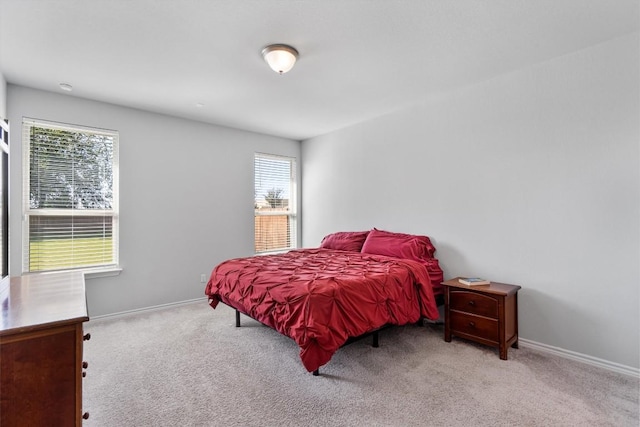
<box><xmin>361</xmin><ymin>228</ymin><xmax>436</xmax><ymax>260</ymax></box>
<box><xmin>320</xmin><ymin>231</ymin><xmax>370</xmax><ymax>252</ymax></box>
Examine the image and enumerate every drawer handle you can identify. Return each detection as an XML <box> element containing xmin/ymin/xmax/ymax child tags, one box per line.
<box><xmin>468</xmin><ymin>300</ymin><xmax>476</xmax><ymax>306</ymax></box>
<box><xmin>83</xmin><ymin>412</ymin><xmax>90</xmax><ymax>420</ymax></box>
<box><xmin>468</xmin><ymin>321</ymin><xmax>475</xmax><ymax>328</ymax></box>
<box><xmin>83</xmin><ymin>333</ymin><xmax>91</xmax><ymax>341</ymax></box>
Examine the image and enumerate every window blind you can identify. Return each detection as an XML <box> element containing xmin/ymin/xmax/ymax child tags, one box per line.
<box><xmin>22</xmin><ymin>119</ymin><xmax>119</xmax><ymax>272</ymax></box>
<box><xmin>254</xmin><ymin>153</ymin><xmax>296</xmax><ymax>253</ymax></box>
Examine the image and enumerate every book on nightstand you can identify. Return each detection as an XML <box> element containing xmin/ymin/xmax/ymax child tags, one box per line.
<box><xmin>458</xmin><ymin>277</ymin><xmax>490</xmax><ymax>286</ymax></box>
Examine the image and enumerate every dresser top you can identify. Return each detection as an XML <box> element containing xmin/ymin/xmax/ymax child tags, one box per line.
<box><xmin>0</xmin><ymin>271</ymin><xmax>88</xmax><ymax>336</ymax></box>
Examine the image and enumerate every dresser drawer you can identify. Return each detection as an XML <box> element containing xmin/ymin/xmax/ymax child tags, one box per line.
<box><xmin>450</xmin><ymin>290</ymin><xmax>498</xmax><ymax>318</ymax></box>
<box><xmin>450</xmin><ymin>311</ymin><xmax>499</xmax><ymax>342</ymax></box>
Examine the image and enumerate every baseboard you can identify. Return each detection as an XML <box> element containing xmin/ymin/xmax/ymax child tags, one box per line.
<box><xmin>519</xmin><ymin>338</ymin><xmax>639</xmax><ymax>378</ymax></box>
<box><xmin>90</xmin><ymin>297</ymin><xmax>208</xmax><ymax>321</ymax></box>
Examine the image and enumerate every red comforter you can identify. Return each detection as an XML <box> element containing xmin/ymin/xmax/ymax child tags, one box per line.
<box><xmin>205</xmin><ymin>248</ymin><xmax>440</xmax><ymax>372</ymax></box>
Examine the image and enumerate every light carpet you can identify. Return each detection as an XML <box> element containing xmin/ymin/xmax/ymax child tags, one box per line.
<box><xmin>84</xmin><ymin>301</ymin><xmax>639</xmax><ymax>426</ymax></box>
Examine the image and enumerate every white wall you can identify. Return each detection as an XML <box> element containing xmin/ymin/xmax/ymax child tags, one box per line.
<box><xmin>0</xmin><ymin>72</ymin><xmax>6</xmax><ymax>119</ymax></box>
<box><xmin>302</xmin><ymin>33</ymin><xmax>640</xmax><ymax>370</ymax></box>
<box><xmin>8</xmin><ymin>85</ymin><xmax>300</xmax><ymax>317</ymax></box>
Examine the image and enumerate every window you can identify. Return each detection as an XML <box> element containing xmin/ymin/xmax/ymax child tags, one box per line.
<box><xmin>254</xmin><ymin>153</ymin><xmax>296</xmax><ymax>253</ymax></box>
<box><xmin>0</xmin><ymin>120</ymin><xmax>9</xmax><ymax>282</ymax></box>
<box><xmin>22</xmin><ymin>119</ymin><xmax>119</xmax><ymax>273</ymax></box>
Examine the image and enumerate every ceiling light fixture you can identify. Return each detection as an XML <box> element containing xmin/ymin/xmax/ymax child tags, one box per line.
<box><xmin>261</xmin><ymin>44</ymin><xmax>298</xmax><ymax>74</ymax></box>
<box><xmin>59</xmin><ymin>83</ymin><xmax>73</xmax><ymax>92</ymax></box>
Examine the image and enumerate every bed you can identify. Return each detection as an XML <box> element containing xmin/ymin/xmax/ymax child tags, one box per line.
<box><xmin>205</xmin><ymin>228</ymin><xmax>444</xmax><ymax>374</ymax></box>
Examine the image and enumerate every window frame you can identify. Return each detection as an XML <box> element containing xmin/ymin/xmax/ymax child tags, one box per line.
<box><xmin>0</xmin><ymin>119</ymin><xmax>9</xmax><ymax>288</ymax></box>
<box><xmin>21</xmin><ymin>118</ymin><xmax>119</xmax><ymax>273</ymax></box>
<box><xmin>254</xmin><ymin>152</ymin><xmax>297</xmax><ymax>254</ymax></box>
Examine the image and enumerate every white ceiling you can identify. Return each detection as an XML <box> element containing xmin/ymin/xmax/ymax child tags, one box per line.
<box><xmin>0</xmin><ymin>1</ymin><xmax>638</xmax><ymax>141</ymax></box>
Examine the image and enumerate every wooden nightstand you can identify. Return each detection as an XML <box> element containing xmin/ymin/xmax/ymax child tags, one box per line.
<box><xmin>442</xmin><ymin>277</ymin><xmax>521</xmax><ymax>360</ymax></box>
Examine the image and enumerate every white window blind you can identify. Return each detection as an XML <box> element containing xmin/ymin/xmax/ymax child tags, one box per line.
<box><xmin>254</xmin><ymin>153</ymin><xmax>296</xmax><ymax>253</ymax></box>
<box><xmin>22</xmin><ymin>119</ymin><xmax>119</xmax><ymax>272</ymax></box>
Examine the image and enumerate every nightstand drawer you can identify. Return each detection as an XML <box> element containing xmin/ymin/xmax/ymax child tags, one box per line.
<box><xmin>450</xmin><ymin>311</ymin><xmax>499</xmax><ymax>342</ymax></box>
<box><xmin>450</xmin><ymin>290</ymin><xmax>498</xmax><ymax>318</ymax></box>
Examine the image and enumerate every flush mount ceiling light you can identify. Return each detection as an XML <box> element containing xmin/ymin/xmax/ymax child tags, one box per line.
<box><xmin>59</xmin><ymin>82</ymin><xmax>73</xmax><ymax>92</ymax></box>
<box><xmin>261</xmin><ymin>44</ymin><xmax>299</xmax><ymax>74</ymax></box>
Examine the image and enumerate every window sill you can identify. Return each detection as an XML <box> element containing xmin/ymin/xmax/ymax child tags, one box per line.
<box><xmin>255</xmin><ymin>248</ymin><xmax>296</xmax><ymax>256</ymax></box>
<box><xmin>19</xmin><ymin>267</ymin><xmax>122</xmax><ymax>279</ymax></box>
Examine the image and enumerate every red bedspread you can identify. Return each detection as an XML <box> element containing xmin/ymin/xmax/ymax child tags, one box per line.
<box><xmin>205</xmin><ymin>248</ymin><xmax>439</xmax><ymax>372</ymax></box>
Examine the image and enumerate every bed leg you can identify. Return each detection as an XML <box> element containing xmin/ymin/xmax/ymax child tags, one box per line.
<box><xmin>372</xmin><ymin>331</ymin><xmax>379</xmax><ymax>348</ymax></box>
<box><xmin>313</xmin><ymin>369</ymin><xmax>319</xmax><ymax>376</ymax></box>
<box><xmin>235</xmin><ymin>309</ymin><xmax>241</xmax><ymax>327</ymax></box>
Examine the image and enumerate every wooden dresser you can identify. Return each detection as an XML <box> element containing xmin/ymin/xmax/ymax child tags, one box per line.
<box><xmin>1</xmin><ymin>272</ymin><xmax>90</xmax><ymax>426</ymax></box>
<box><xmin>442</xmin><ymin>277</ymin><xmax>520</xmax><ymax>360</ymax></box>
